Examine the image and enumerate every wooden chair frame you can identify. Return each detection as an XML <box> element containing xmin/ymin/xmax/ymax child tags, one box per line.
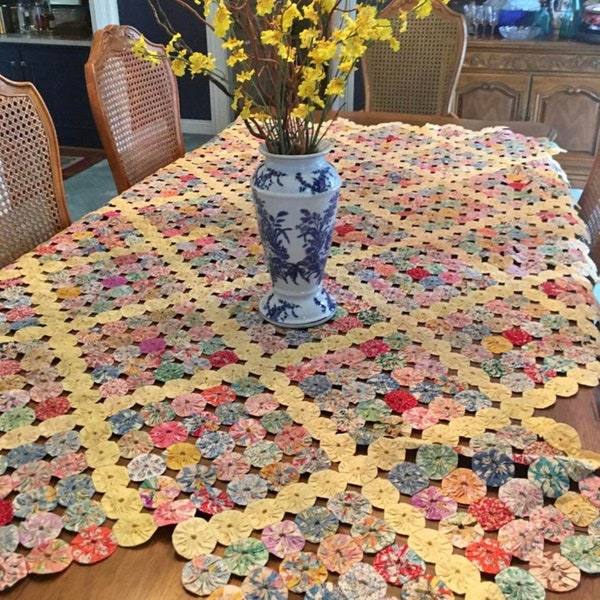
<box><xmin>85</xmin><ymin>25</ymin><xmax>185</xmax><ymax>194</ymax></box>
<box><xmin>361</xmin><ymin>0</ymin><xmax>467</xmax><ymax>116</ymax></box>
<box><xmin>0</xmin><ymin>75</ymin><xmax>70</xmax><ymax>268</ymax></box>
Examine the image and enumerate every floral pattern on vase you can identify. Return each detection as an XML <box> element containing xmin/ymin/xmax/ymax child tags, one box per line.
<box><xmin>251</xmin><ymin>145</ymin><xmax>341</xmax><ymax>328</ymax></box>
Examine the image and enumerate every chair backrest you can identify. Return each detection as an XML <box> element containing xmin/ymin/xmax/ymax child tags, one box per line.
<box><xmin>0</xmin><ymin>75</ymin><xmax>70</xmax><ymax>268</ymax></box>
<box><xmin>85</xmin><ymin>24</ymin><xmax>185</xmax><ymax>194</ymax></box>
<box><xmin>361</xmin><ymin>0</ymin><xmax>467</xmax><ymax>116</ymax></box>
<box><xmin>578</xmin><ymin>153</ymin><xmax>600</xmax><ymax>270</ymax></box>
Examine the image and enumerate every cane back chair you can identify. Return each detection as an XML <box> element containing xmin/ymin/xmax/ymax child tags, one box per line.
<box><xmin>361</xmin><ymin>0</ymin><xmax>467</xmax><ymax>116</ymax></box>
<box><xmin>85</xmin><ymin>25</ymin><xmax>185</xmax><ymax>194</ymax></box>
<box><xmin>578</xmin><ymin>153</ymin><xmax>600</xmax><ymax>271</ymax></box>
<box><xmin>0</xmin><ymin>75</ymin><xmax>70</xmax><ymax>268</ymax></box>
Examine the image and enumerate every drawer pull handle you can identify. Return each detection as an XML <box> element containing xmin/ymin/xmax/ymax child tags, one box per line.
<box><xmin>469</xmin><ymin>57</ymin><xmax>481</xmax><ymax>66</ymax></box>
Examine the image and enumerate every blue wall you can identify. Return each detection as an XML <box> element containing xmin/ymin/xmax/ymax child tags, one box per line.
<box><xmin>117</xmin><ymin>0</ymin><xmax>212</xmax><ymax>121</ymax></box>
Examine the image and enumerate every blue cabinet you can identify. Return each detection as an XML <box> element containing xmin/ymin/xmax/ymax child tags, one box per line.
<box><xmin>0</xmin><ymin>42</ymin><xmax>100</xmax><ymax>147</ymax></box>
<box><xmin>117</xmin><ymin>0</ymin><xmax>212</xmax><ymax>121</ymax></box>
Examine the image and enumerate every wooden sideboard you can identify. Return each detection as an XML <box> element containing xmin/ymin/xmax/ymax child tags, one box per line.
<box><xmin>455</xmin><ymin>39</ymin><xmax>600</xmax><ymax>188</ymax></box>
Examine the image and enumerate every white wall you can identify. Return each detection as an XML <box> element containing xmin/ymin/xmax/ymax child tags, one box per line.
<box><xmin>89</xmin><ymin>0</ymin><xmax>120</xmax><ymax>30</ymax></box>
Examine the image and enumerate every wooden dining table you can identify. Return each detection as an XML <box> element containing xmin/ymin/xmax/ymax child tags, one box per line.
<box><xmin>1</xmin><ymin>116</ymin><xmax>599</xmax><ymax>600</ymax></box>
<box><xmin>335</xmin><ymin>111</ymin><xmax>558</xmax><ymax>140</ymax></box>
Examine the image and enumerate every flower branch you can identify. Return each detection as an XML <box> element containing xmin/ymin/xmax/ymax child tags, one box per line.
<box><xmin>141</xmin><ymin>0</ymin><xmax>440</xmax><ymax>154</ymax></box>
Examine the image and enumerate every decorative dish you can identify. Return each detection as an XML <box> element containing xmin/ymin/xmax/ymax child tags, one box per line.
<box><xmin>499</xmin><ymin>25</ymin><xmax>541</xmax><ymax>40</ymax></box>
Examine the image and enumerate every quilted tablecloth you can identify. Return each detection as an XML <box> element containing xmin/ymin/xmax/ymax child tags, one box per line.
<box><xmin>0</xmin><ymin>118</ymin><xmax>599</xmax><ymax>598</ymax></box>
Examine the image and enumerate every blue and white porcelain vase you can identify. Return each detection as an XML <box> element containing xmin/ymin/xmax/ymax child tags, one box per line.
<box><xmin>251</xmin><ymin>143</ymin><xmax>341</xmax><ymax>328</ymax></box>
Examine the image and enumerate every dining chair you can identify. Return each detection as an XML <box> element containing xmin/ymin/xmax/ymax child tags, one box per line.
<box><xmin>0</xmin><ymin>75</ymin><xmax>71</xmax><ymax>268</ymax></box>
<box><xmin>85</xmin><ymin>24</ymin><xmax>185</xmax><ymax>194</ymax></box>
<box><xmin>577</xmin><ymin>152</ymin><xmax>600</xmax><ymax>270</ymax></box>
<box><xmin>361</xmin><ymin>0</ymin><xmax>467</xmax><ymax>116</ymax></box>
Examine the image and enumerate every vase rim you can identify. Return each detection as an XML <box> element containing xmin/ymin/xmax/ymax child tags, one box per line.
<box><xmin>258</xmin><ymin>141</ymin><xmax>333</xmax><ymax>159</ymax></box>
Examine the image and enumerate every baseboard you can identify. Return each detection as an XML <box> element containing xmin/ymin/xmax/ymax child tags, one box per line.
<box><xmin>181</xmin><ymin>119</ymin><xmax>219</xmax><ymax>136</ymax></box>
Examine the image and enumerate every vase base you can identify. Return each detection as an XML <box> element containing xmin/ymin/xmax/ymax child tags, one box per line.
<box><xmin>258</xmin><ymin>288</ymin><xmax>337</xmax><ymax>329</ymax></box>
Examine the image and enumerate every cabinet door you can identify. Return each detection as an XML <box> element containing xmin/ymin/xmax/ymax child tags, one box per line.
<box><xmin>0</xmin><ymin>45</ymin><xmax>24</xmax><ymax>81</ymax></box>
<box><xmin>19</xmin><ymin>44</ymin><xmax>100</xmax><ymax>147</ymax></box>
<box><xmin>455</xmin><ymin>73</ymin><xmax>531</xmax><ymax>121</ymax></box>
<box><xmin>529</xmin><ymin>75</ymin><xmax>600</xmax><ymax>156</ymax></box>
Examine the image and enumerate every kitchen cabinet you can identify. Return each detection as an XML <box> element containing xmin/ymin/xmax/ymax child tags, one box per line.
<box><xmin>455</xmin><ymin>39</ymin><xmax>600</xmax><ymax>188</ymax></box>
<box><xmin>0</xmin><ymin>41</ymin><xmax>100</xmax><ymax>147</ymax></box>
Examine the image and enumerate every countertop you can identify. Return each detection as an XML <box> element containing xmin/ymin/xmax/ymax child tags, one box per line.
<box><xmin>0</xmin><ymin>32</ymin><xmax>91</xmax><ymax>46</ymax></box>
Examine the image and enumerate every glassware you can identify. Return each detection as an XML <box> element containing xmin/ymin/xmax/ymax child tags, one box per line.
<box><xmin>16</xmin><ymin>1</ymin><xmax>34</xmax><ymax>34</ymax></box>
<box><xmin>549</xmin><ymin>0</ymin><xmax>565</xmax><ymax>39</ymax></box>
<box><xmin>463</xmin><ymin>2</ymin><xmax>478</xmax><ymax>36</ymax></box>
<box><xmin>533</xmin><ymin>2</ymin><xmax>552</xmax><ymax>38</ymax></box>
<box><xmin>559</xmin><ymin>0</ymin><xmax>581</xmax><ymax>38</ymax></box>
<box><xmin>485</xmin><ymin>5</ymin><xmax>499</xmax><ymax>38</ymax></box>
<box><xmin>473</xmin><ymin>5</ymin><xmax>486</xmax><ymax>38</ymax></box>
<box><xmin>33</xmin><ymin>1</ymin><xmax>48</xmax><ymax>31</ymax></box>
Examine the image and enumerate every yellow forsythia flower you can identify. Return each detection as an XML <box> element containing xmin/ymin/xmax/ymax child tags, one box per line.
<box><xmin>189</xmin><ymin>52</ymin><xmax>216</xmax><ymax>74</ymax></box>
<box><xmin>325</xmin><ymin>77</ymin><xmax>345</xmax><ymax>96</ymax></box>
<box><xmin>338</xmin><ymin>59</ymin><xmax>355</xmax><ymax>73</ymax></box>
<box><xmin>239</xmin><ymin>99</ymin><xmax>256</xmax><ymax>119</ymax></box>
<box><xmin>132</xmin><ymin>36</ymin><xmax>160</xmax><ymax>65</ymax></box>
<box><xmin>298</xmin><ymin>78</ymin><xmax>317</xmax><ymax>100</ymax></box>
<box><xmin>222</xmin><ymin>37</ymin><xmax>244</xmax><ymax>51</ymax></box>
<box><xmin>302</xmin><ymin>2</ymin><xmax>319</xmax><ymax>23</ymax></box>
<box><xmin>339</xmin><ymin>34</ymin><xmax>367</xmax><ymax>60</ymax></box>
<box><xmin>199</xmin><ymin>0</ymin><xmax>212</xmax><ymax>19</ymax></box>
<box><xmin>299</xmin><ymin>28</ymin><xmax>320</xmax><ymax>48</ymax></box>
<box><xmin>235</xmin><ymin>69</ymin><xmax>255</xmax><ymax>83</ymax></box>
<box><xmin>291</xmin><ymin>103</ymin><xmax>312</xmax><ymax>119</ymax></box>
<box><xmin>355</xmin><ymin>5</ymin><xmax>378</xmax><ymax>31</ymax></box>
<box><xmin>214</xmin><ymin>1</ymin><xmax>232</xmax><ymax>37</ymax></box>
<box><xmin>165</xmin><ymin>33</ymin><xmax>181</xmax><ymax>54</ymax></box>
<box><xmin>309</xmin><ymin>40</ymin><xmax>337</xmax><ymax>64</ymax></box>
<box><xmin>261</xmin><ymin>30</ymin><xmax>283</xmax><ymax>45</ymax></box>
<box><xmin>414</xmin><ymin>1</ymin><xmax>433</xmax><ymax>18</ymax></box>
<box><xmin>281</xmin><ymin>2</ymin><xmax>302</xmax><ymax>31</ymax></box>
<box><xmin>171</xmin><ymin>56</ymin><xmax>187</xmax><ymax>77</ymax></box>
<box><xmin>277</xmin><ymin>44</ymin><xmax>296</xmax><ymax>62</ymax></box>
<box><xmin>398</xmin><ymin>13</ymin><xmax>408</xmax><ymax>33</ymax></box>
<box><xmin>231</xmin><ymin>87</ymin><xmax>244</xmax><ymax>109</ymax></box>
<box><xmin>374</xmin><ymin>19</ymin><xmax>394</xmax><ymax>41</ymax></box>
<box><xmin>256</xmin><ymin>0</ymin><xmax>276</xmax><ymax>15</ymax></box>
<box><xmin>226</xmin><ymin>48</ymin><xmax>248</xmax><ymax>67</ymax></box>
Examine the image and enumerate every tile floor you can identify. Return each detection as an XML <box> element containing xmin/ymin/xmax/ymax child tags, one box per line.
<box><xmin>64</xmin><ymin>133</ymin><xmax>213</xmax><ymax>221</ymax></box>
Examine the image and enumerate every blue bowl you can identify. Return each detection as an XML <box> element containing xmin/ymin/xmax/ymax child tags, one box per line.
<box><xmin>498</xmin><ymin>9</ymin><xmax>535</xmax><ymax>27</ymax></box>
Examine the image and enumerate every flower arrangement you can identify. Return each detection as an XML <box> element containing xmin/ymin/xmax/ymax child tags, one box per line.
<box><xmin>141</xmin><ymin>0</ymin><xmax>439</xmax><ymax>155</ymax></box>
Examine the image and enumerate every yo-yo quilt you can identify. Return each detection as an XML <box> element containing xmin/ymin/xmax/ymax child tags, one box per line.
<box><xmin>0</xmin><ymin>118</ymin><xmax>599</xmax><ymax>599</ymax></box>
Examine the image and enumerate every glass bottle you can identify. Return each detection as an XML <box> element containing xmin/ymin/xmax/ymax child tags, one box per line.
<box><xmin>33</xmin><ymin>1</ymin><xmax>47</xmax><ymax>31</ymax></box>
<box><xmin>16</xmin><ymin>1</ymin><xmax>33</xmax><ymax>34</ymax></box>
<box><xmin>560</xmin><ymin>0</ymin><xmax>582</xmax><ymax>38</ymax></box>
<box><xmin>532</xmin><ymin>1</ymin><xmax>551</xmax><ymax>37</ymax></box>
<box><xmin>46</xmin><ymin>0</ymin><xmax>55</xmax><ymax>31</ymax></box>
